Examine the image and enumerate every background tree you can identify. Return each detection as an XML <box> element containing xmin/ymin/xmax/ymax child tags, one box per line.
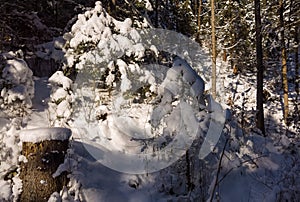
<box><xmin>279</xmin><ymin>0</ymin><xmax>289</xmax><ymax>124</ymax></box>
<box><xmin>254</xmin><ymin>0</ymin><xmax>265</xmax><ymax>135</ymax></box>
<box><xmin>211</xmin><ymin>0</ymin><xmax>217</xmax><ymax>98</ymax></box>
<box><xmin>196</xmin><ymin>0</ymin><xmax>203</xmax><ymax>44</ymax></box>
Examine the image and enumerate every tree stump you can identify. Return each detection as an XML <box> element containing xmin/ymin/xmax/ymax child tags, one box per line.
<box><xmin>19</xmin><ymin>127</ymin><xmax>71</xmax><ymax>202</ymax></box>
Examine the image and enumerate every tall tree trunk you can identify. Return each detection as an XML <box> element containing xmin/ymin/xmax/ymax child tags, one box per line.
<box><xmin>191</xmin><ymin>0</ymin><xmax>197</xmax><ymax>15</ymax></box>
<box><xmin>211</xmin><ymin>0</ymin><xmax>217</xmax><ymax>98</ymax></box>
<box><xmin>287</xmin><ymin>0</ymin><xmax>293</xmax><ymax>51</ymax></box>
<box><xmin>196</xmin><ymin>0</ymin><xmax>203</xmax><ymax>44</ymax></box>
<box><xmin>254</xmin><ymin>0</ymin><xmax>265</xmax><ymax>135</ymax></box>
<box><xmin>229</xmin><ymin>0</ymin><xmax>234</xmax><ymax>69</ymax></box>
<box><xmin>279</xmin><ymin>0</ymin><xmax>289</xmax><ymax>124</ymax></box>
<box><xmin>155</xmin><ymin>0</ymin><xmax>159</xmax><ymax>27</ymax></box>
<box><xmin>223</xmin><ymin>49</ymin><xmax>227</xmax><ymax>62</ymax></box>
<box><xmin>295</xmin><ymin>27</ymin><xmax>299</xmax><ymax>97</ymax></box>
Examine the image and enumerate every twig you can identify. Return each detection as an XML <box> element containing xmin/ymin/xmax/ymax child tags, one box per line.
<box><xmin>240</xmin><ymin>155</ymin><xmax>267</xmax><ymax>167</ymax></box>
<box><xmin>217</xmin><ymin>167</ymin><xmax>234</xmax><ymax>184</ymax></box>
<box><xmin>217</xmin><ymin>154</ymin><xmax>267</xmax><ymax>185</ymax></box>
<box><xmin>209</xmin><ymin>137</ymin><xmax>229</xmax><ymax>202</ymax></box>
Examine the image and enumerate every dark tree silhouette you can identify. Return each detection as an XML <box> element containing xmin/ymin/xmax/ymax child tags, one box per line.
<box><xmin>254</xmin><ymin>0</ymin><xmax>265</xmax><ymax>135</ymax></box>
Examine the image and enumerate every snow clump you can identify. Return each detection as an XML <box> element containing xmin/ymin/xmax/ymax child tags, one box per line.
<box><xmin>62</xmin><ymin>1</ymin><xmax>145</xmax><ymax>72</ymax></box>
<box><xmin>0</xmin><ymin>52</ymin><xmax>34</xmax><ymax>116</ymax></box>
<box><xmin>48</xmin><ymin>71</ymin><xmax>74</xmax><ymax>127</ymax></box>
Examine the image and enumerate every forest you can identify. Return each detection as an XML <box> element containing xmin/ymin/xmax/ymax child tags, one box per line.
<box><xmin>0</xmin><ymin>0</ymin><xmax>299</xmax><ymax>201</ymax></box>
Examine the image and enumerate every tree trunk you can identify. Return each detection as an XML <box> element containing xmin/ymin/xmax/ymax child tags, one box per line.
<box><xmin>223</xmin><ymin>49</ymin><xmax>227</xmax><ymax>62</ymax></box>
<box><xmin>279</xmin><ymin>0</ymin><xmax>289</xmax><ymax>124</ymax></box>
<box><xmin>196</xmin><ymin>0</ymin><xmax>202</xmax><ymax>44</ymax></box>
<box><xmin>295</xmin><ymin>27</ymin><xmax>299</xmax><ymax>97</ymax></box>
<box><xmin>111</xmin><ymin>0</ymin><xmax>116</xmax><ymax>10</ymax></box>
<box><xmin>254</xmin><ymin>0</ymin><xmax>265</xmax><ymax>135</ymax></box>
<box><xmin>211</xmin><ymin>0</ymin><xmax>217</xmax><ymax>98</ymax></box>
<box><xmin>155</xmin><ymin>0</ymin><xmax>159</xmax><ymax>27</ymax></box>
<box><xmin>19</xmin><ymin>128</ymin><xmax>71</xmax><ymax>202</ymax></box>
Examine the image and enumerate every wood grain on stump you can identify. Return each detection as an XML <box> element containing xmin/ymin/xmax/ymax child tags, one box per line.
<box><xmin>19</xmin><ymin>128</ymin><xmax>71</xmax><ymax>202</ymax></box>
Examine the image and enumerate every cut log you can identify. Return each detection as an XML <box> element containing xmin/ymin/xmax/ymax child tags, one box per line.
<box><xmin>19</xmin><ymin>127</ymin><xmax>71</xmax><ymax>202</ymax></box>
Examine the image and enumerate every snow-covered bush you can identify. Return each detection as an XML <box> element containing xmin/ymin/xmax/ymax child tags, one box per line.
<box><xmin>0</xmin><ymin>118</ymin><xmax>23</xmax><ymax>202</ymax></box>
<box><xmin>62</xmin><ymin>1</ymin><xmax>147</xmax><ymax>74</ymax></box>
<box><xmin>61</xmin><ymin>2</ymin><xmax>218</xmax><ymax>200</ymax></box>
<box><xmin>0</xmin><ymin>52</ymin><xmax>34</xmax><ymax>116</ymax></box>
<box><xmin>48</xmin><ymin>71</ymin><xmax>74</xmax><ymax>127</ymax></box>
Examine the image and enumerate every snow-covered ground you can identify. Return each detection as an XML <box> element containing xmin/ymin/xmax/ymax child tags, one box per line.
<box><xmin>0</xmin><ymin>1</ymin><xmax>299</xmax><ymax>202</ymax></box>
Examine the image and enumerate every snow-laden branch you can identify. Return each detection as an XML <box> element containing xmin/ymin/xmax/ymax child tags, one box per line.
<box><xmin>222</xmin><ymin>40</ymin><xmax>242</xmax><ymax>50</ymax></box>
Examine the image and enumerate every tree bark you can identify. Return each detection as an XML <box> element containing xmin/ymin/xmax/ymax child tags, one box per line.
<box><xmin>279</xmin><ymin>0</ymin><xmax>289</xmax><ymax>124</ymax></box>
<box><xmin>223</xmin><ymin>49</ymin><xmax>227</xmax><ymax>62</ymax></box>
<box><xmin>254</xmin><ymin>0</ymin><xmax>265</xmax><ymax>135</ymax></box>
<box><xmin>196</xmin><ymin>0</ymin><xmax>203</xmax><ymax>44</ymax></box>
<box><xmin>19</xmin><ymin>128</ymin><xmax>71</xmax><ymax>202</ymax></box>
<box><xmin>211</xmin><ymin>0</ymin><xmax>217</xmax><ymax>98</ymax></box>
<box><xmin>295</xmin><ymin>27</ymin><xmax>299</xmax><ymax>97</ymax></box>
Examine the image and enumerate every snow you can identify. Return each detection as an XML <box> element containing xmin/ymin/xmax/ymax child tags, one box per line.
<box><xmin>116</xmin><ymin>59</ymin><xmax>132</xmax><ymax>92</ymax></box>
<box><xmin>49</xmin><ymin>71</ymin><xmax>72</xmax><ymax>90</ymax></box>
<box><xmin>51</xmin><ymin>88</ymin><xmax>69</xmax><ymax>102</ymax></box>
<box><xmin>113</xmin><ymin>18</ymin><xmax>133</xmax><ymax>35</ymax></box>
<box><xmin>198</xmin><ymin>95</ymin><xmax>226</xmax><ymax>159</ymax></box>
<box><xmin>12</xmin><ymin>176</ymin><xmax>22</xmax><ymax>200</ymax></box>
<box><xmin>172</xmin><ymin>57</ymin><xmax>205</xmax><ymax>97</ymax></box>
<box><xmin>0</xmin><ymin>180</ymin><xmax>12</xmax><ymax>201</ymax></box>
<box><xmin>0</xmin><ymin>1</ymin><xmax>299</xmax><ymax>202</ymax></box>
<box><xmin>19</xmin><ymin>127</ymin><xmax>71</xmax><ymax>143</ymax></box>
<box><xmin>0</xmin><ymin>55</ymin><xmax>34</xmax><ymax>116</ymax></box>
<box><xmin>0</xmin><ymin>117</ymin><xmax>10</xmax><ymax>130</ymax></box>
<box><xmin>68</xmin><ymin>2</ymin><xmax>112</xmax><ymax>50</ymax></box>
<box><xmin>144</xmin><ymin>0</ymin><xmax>153</xmax><ymax>11</ymax></box>
<box><xmin>2</xmin><ymin>59</ymin><xmax>33</xmax><ymax>85</ymax></box>
<box><xmin>48</xmin><ymin>71</ymin><xmax>74</xmax><ymax>127</ymax></box>
<box><xmin>47</xmin><ymin>192</ymin><xmax>61</xmax><ymax>202</ymax></box>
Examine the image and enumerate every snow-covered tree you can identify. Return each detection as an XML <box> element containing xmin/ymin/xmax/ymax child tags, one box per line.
<box><xmin>0</xmin><ymin>52</ymin><xmax>34</xmax><ymax>116</ymax></box>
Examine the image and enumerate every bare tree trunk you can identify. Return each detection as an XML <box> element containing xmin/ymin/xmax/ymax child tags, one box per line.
<box><xmin>211</xmin><ymin>0</ymin><xmax>217</xmax><ymax>98</ymax></box>
<box><xmin>295</xmin><ymin>27</ymin><xmax>299</xmax><ymax>97</ymax></box>
<box><xmin>254</xmin><ymin>0</ymin><xmax>265</xmax><ymax>135</ymax></box>
<box><xmin>185</xmin><ymin>150</ymin><xmax>192</xmax><ymax>191</ymax></box>
<box><xmin>155</xmin><ymin>0</ymin><xmax>159</xmax><ymax>27</ymax></box>
<box><xmin>223</xmin><ymin>49</ymin><xmax>227</xmax><ymax>62</ymax></box>
<box><xmin>229</xmin><ymin>0</ymin><xmax>235</xmax><ymax>70</ymax></box>
<box><xmin>107</xmin><ymin>0</ymin><xmax>116</xmax><ymax>13</ymax></box>
<box><xmin>279</xmin><ymin>0</ymin><xmax>289</xmax><ymax>124</ymax></box>
<box><xmin>196</xmin><ymin>0</ymin><xmax>202</xmax><ymax>44</ymax></box>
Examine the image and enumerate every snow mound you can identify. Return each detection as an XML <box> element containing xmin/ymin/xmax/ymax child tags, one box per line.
<box><xmin>0</xmin><ymin>53</ymin><xmax>34</xmax><ymax>116</ymax></box>
<box><xmin>20</xmin><ymin>127</ymin><xmax>71</xmax><ymax>143</ymax></box>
